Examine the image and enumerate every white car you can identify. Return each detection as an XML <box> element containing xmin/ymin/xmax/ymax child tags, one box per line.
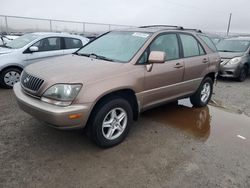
<box><xmin>0</xmin><ymin>32</ymin><xmax>89</xmax><ymax>88</ymax></box>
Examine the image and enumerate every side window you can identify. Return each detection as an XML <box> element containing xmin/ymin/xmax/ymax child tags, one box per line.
<box><xmin>198</xmin><ymin>35</ymin><xmax>217</xmax><ymax>52</ymax></box>
<box><xmin>150</xmin><ymin>34</ymin><xmax>180</xmax><ymax>61</ymax></box>
<box><xmin>138</xmin><ymin>51</ymin><xmax>149</xmax><ymax>64</ymax></box>
<box><xmin>199</xmin><ymin>44</ymin><xmax>205</xmax><ymax>55</ymax></box>
<box><xmin>33</xmin><ymin>37</ymin><xmax>61</xmax><ymax>52</ymax></box>
<box><xmin>180</xmin><ymin>34</ymin><xmax>205</xmax><ymax>58</ymax></box>
<box><xmin>64</xmin><ymin>38</ymin><xmax>82</xmax><ymax>49</ymax></box>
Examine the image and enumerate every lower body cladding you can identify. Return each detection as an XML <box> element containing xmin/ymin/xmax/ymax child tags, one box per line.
<box><xmin>13</xmin><ymin>83</ymin><xmax>92</xmax><ymax>129</ymax></box>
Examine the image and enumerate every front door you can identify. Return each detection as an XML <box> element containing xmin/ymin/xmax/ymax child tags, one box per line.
<box><xmin>142</xmin><ymin>33</ymin><xmax>184</xmax><ymax>109</ymax></box>
<box><xmin>25</xmin><ymin>37</ymin><xmax>64</xmax><ymax>65</ymax></box>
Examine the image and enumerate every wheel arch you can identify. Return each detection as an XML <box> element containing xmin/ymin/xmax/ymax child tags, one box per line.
<box><xmin>204</xmin><ymin>72</ymin><xmax>215</xmax><ymax>82</ymax></box>
<box><xmin>0</xmin><ymin>64</ymin><xmax>23</xmax><ymax>73</ymax></box>
<box><xmin>87</xmin><ymin>88</ymin><xmax>139</xmax><ymax>125</ymax></box>
<box><xmin>243</xmin><ymin>63</ymin><xmax>249</xmax><ymax>71</ymax></box>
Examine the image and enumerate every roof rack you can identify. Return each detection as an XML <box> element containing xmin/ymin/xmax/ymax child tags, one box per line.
<box><xmin>139</xmin><ymin>25</ymin><xmax>202</xmax><ymax>33</ymax></box>
<box><xmin>139</xmin><ymin>25</ymin><xmax>184</xmax><ymax>29</ymax></box>
<box><xmin>182</xmin><ymin>29</ymin><xmax>202</xmax><ymax>33</ymax></box>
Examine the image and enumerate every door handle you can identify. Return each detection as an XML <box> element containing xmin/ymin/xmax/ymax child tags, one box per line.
<box><xmin>202</xmin><ymin>58</ymin><xmax>209</xmax><ymax>63</ymax></box>
<box><xmin>174</xmin><ymin>63</ymin><xmax>184</xmax><ymax>69</ymax></box>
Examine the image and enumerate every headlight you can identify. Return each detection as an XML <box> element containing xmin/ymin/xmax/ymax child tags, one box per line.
<box><xmin>227</xmin><ymin>57</ymin><xmax>241</xmax><ymax>65</ymax></box>
<box><xmin>41</xmin><ymin>84</ymin><xmax>82</xmax><ymax>106</ymax></box>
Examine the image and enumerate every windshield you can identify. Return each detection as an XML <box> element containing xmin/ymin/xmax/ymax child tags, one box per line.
<box><xmin>5</xmin><ymin>34</ymin><xmax>39</xmax><ymax>49</ymax></box>
<box><xmin>216</xmin><ymin>39</ymin><xmax>250</xmax><ymax>52</ymax></box>
<box><xmin>77</xmin><ymin>31</ymin><xmax>151</xmax><ymax>62</ymax></box>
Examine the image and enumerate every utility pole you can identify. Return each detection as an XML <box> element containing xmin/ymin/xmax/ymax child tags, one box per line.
<box><xmin>227</xmin><ymin>13</ymin><xmax>232</xmax><ymax>36</ymax></box>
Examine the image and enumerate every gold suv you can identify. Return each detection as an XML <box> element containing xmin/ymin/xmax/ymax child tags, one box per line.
<box><xmin>14</xmin><ymin>25</ymin><xmax>220</xmax><ymax>147</ymax></box>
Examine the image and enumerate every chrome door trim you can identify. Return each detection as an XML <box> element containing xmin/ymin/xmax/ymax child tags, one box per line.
<box><xmin>138</xmin><ymin>77</ymin><xmax>203</xmax><ymax>95</ymax></box>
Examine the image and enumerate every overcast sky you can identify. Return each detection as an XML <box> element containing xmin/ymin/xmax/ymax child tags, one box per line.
<box><xmin>1</xmin><ymin>0</ymin><xmax>250</xmax><ymax>33</ymax></box>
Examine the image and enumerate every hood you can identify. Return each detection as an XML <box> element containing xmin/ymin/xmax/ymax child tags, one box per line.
<box><xmin>0</xmin><ymin>47</ymin><xmax>15</xmax><ymax>55</ymax></box>
<box><xmin>219</xmin><ymin>52</ymin><xmax>244</xmax><ymax>59</ymax></box>
<box><xmin>25</xmin><ymin>54</ymin><xmax>132</xmax><ymax>84</ymax></box>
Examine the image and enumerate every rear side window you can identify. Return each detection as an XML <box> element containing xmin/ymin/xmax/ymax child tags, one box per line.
<box><xmin>198</xmin><ymin>35</ymin><xmax>217</xmax><ymax>52</ymax></box>
<box><xmin>64</xmin><ymin>38</ymin><xmax>82</xmax><ymax>49</ymax></box>
<box><xmin>150</xmin><ymin>33</ymin><xmax>180</xmax><ymax>61</ymax></box>
<box><xmin>180</xmin><ymin>34</ymin><xmax>205</xmax><ymax>58</ymax></box>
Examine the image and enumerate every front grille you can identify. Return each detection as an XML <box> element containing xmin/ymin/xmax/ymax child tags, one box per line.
<box><xmin>21</xmin><ymin>71</ymin><xmax>44</xmax><ymax>92</ymax></box>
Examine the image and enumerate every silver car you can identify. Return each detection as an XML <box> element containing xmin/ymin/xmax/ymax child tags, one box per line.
<box><xmin>217</xmin><ymin>37</ymin><xmax>250</xmax><ymax>81</ymax></box>
<box><xmin>0</xmin><ymin>32</ymin><xmax>89</xmax><ymax>88</ymax></box>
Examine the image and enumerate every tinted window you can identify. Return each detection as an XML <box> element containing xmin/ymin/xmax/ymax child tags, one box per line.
<box><xmin>65</xmin><ymin>38</ymin><xmax>82</xmax><ymax>49</ymax></box>
<box><xmin>180</xmin><ymin>34</ymin><xmax>204</xmax><ymax>58</ymax></box>
<box><xmin>150</xmin><ymin>34</ymin><xmax>180</xmax><ymax>61</ymax></box>
<box><xmin>198</xmin><ymin>35</ymin><xmax>217</xmax><ymax>52</ymax></box>
<box><xmin>33</xmin><ymin>37</ymin><xmax>61</xmax><ymax>52</ymax></box>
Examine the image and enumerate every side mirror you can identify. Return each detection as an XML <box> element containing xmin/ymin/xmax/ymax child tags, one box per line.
<box><xmin>29</xmin><ymin>46</ymin><xmax>39</xmax><ymax>52</ymax></box>
<box><xmin>148</xmin><ymin>51</ymin><xmax>166</xmax><ymax>64</ymax></box>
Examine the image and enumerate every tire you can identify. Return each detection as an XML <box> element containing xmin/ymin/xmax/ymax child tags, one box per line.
<box><xmin>190</xmin><ymin>77</ymin><xmax>213</xmax><ymax>107</ymax></box>
<box><xmin>237</xmin><ymin>66</ymin><xmax>248</xmax><ymax>82</ymax></box>
<box><xmin>87</xmin><ymin>97</ymin><xmax>133</xmax><ymax>148</ymax></box>
<box><xmin>0</xmin><ymin>67</ymin><xmax>22</xmax><ymax>89</ymax></box>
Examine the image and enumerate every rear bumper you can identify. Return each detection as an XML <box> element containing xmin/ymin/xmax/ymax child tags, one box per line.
<box><xmin>13</xmin><ymin>83</ymin><xmax>92</xmax><ymax>129</ymax></box>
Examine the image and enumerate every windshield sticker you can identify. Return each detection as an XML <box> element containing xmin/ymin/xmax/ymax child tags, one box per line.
<box><xmin>132</xmin><ymin>32</ymin><xmax>149</xmax><ymax>38</ymax></box>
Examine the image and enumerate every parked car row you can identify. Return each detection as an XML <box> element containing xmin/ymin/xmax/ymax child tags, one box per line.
<box><xmin>0</xmin><ymin>32</ymin><xmax>89</xmax><ymax>88</ymax></box>
<box><xmin>0</xmin><ymin>25</ymin><xmax>249</xmax><ymax>147</ymax></box>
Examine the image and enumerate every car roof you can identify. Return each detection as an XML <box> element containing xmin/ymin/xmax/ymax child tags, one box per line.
<box><xmin>28</xmin><ymin>32</ymin><xmax>88</xmax><ymax>40</ymax></box>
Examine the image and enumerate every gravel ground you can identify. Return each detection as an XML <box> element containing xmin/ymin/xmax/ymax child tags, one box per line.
<box><xmin>1</xmin><ymin>78</ymin><xmax>250</xmax><ymax>188</ymax></box>
<box><xmin>213</xmin><ymin>76</ymin><xmax>250</xmax><ymax>116</ymax></box>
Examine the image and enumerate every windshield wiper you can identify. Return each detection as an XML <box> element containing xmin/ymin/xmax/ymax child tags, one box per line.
<box><xmin>75</xmin><ymin>52</ymin><xmax>89</xmax><ymax>57</ymax></box>
<box><xmin>76</xmin><ymin>53</ymin><xmax>114</xmax><ymax>62</ymax></box>
<box><xmin>218</xmin><ymin>50</ymin><xmax>236</xmax><ymax>52</ymax></box>
<box><xmin>0</xmin><ymin>45</ymin><xmax>12</xmax><ymax>49</ymax></box>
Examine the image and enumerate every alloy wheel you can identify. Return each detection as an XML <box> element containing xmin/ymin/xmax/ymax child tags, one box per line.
<box><xmin>102</xmin><ymin>107</ymin><xmax>128</xmax><ymax>140</ymax></box>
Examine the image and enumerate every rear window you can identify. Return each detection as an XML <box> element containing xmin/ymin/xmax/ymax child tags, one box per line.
<box><xmin>198</xmin><ymin>35</ymin><xmax>218</xmax><ymax>52</ymax></box>
<box><xmin>64</xmin><ymin>38</ymin><xmax>82</xmax><ymax>49</ymax></box>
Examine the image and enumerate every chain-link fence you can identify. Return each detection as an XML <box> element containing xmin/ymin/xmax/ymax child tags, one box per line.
<box><xmin>0</xmin><ymin>15</ymin><xmax>134</xmax><ymax>35</ymax></box>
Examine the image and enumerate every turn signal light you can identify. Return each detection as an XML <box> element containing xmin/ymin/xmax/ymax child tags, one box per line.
<box><xmin>68</xmin><ymin>114</ymin><xmax>82</xmax><ymax>119</ymax></box>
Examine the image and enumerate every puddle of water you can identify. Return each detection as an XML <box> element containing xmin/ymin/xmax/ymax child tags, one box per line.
<box><xmin>142</xmin><ymin>99</ymin><xmax>250</xmax><ymax>144</ymax></box>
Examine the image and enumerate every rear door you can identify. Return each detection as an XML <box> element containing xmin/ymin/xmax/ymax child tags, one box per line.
<box><xmin>25</xmin><ymin>37</ymin><xmax>64</xmax><ymax>64</ymax></box>
<box><xmin>63</xmin><ymin>37</ymin><xmax>83</xmax><ymax>54</ymax></box>
<box><xmin>179</xmin><ymin>33</ymin><xmax>209</xmax><ymax>92</ymax></box>
<box><xmin>142</xmin><ymin>33</ymin><xmax>185</xmax><ymax>109</ymax></box>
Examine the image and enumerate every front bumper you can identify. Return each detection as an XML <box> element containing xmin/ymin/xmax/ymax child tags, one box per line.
<box><xmin>13</xmin><ymin>83</ymin><xmax>92</xmax><ymax>129</ymax></box>
<box><xmin>219</xmin><ymin>62</ymin><xmax>240</xmax><ymax>78</ymax></box>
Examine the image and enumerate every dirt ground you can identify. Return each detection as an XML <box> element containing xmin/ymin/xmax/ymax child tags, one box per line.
<box><xmin>1</xmin><ymin>77</ymin><xmax>250</xmax><ymax>188</ymax></box>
